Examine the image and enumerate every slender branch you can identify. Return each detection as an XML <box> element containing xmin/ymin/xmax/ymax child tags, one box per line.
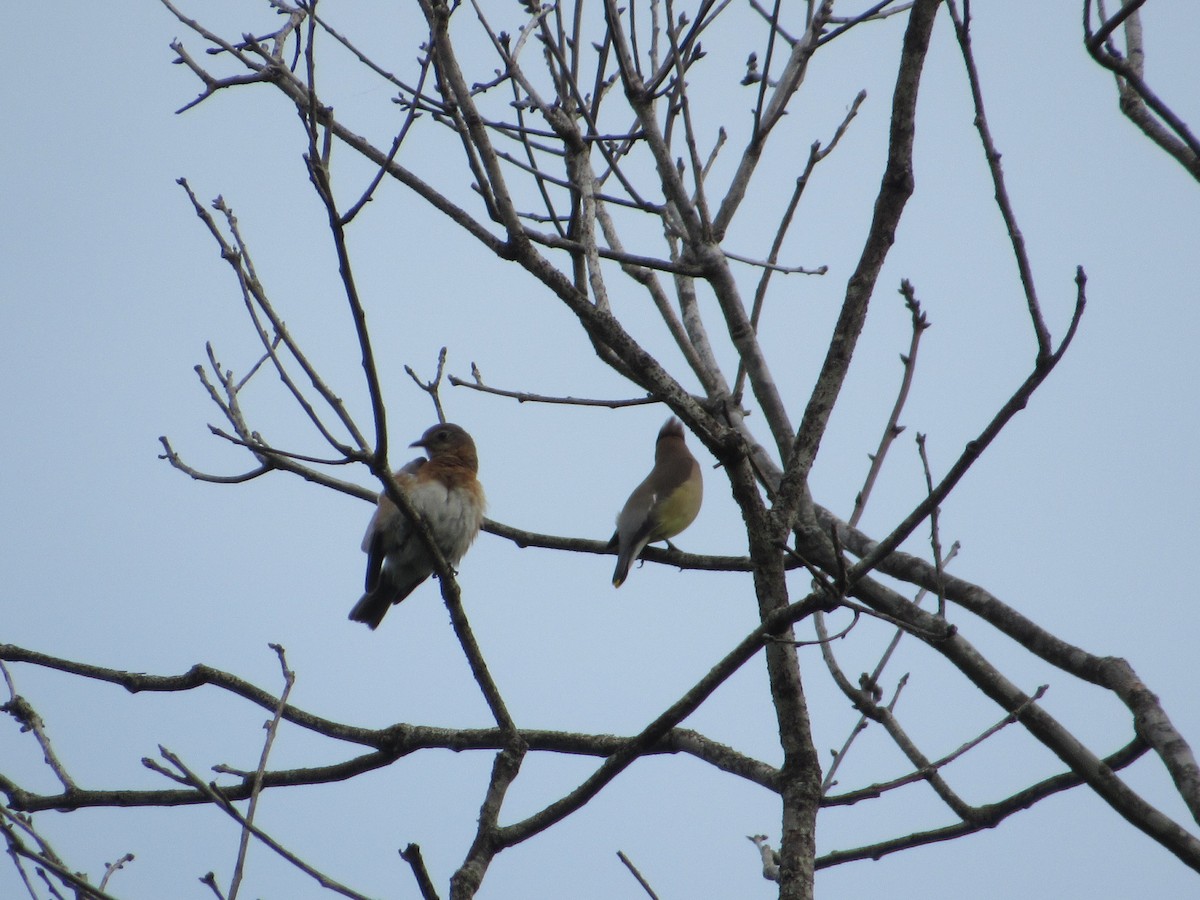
<box><xmin>617</xmin><ymin>851</ymin><xmax>661</xmax><ymax>899</ymax></box>
<box><xmin>97</xmin><ymin>853</ymin><xmax>135</xmax><ymax>893</ymax></box>
<box><xmin>592</xmin><ymin>199</ymin><xmax>713</xmax><ymax>384</ymax></box>
<box><xmin>712</xmin><ymin>1</ymin><xmax>833</xmax><ymax>239</ymax></box>
<box><xmin>0</xmin><ymin>809</ymin><xmax>122</xmax><ymax>900</ymax></box>
<box><xmin>824</xmin><ymin>683</ymin><xmax>1046</xmax><ymax>806</ymax></box>
<box><xmin>847</xmin><ymin>280</ymin><xmax>928</xmax><ymax>526</ymax></box>
<box><xmin>723</xmin><ymin>250</ymin><xmax>826</xmax><ymax>275</ymax></box>
<box><xmin>0</xmin><ymin>663</ymin><xmax>77</xmax><ymax>792</ymax></box>
<box><xmin>450</xmin><ymin>364</ymin><xmax>656</xmax><ymax>408</ymax></box>
<box><xmin>819</xmin><ymin>1</ymin><xmax>915</xmax><ymax>45</ymax></box>
<box><xmin>818</xmin><ymin>738</ymin><xmax>1149</xmax><ymax>867</ymax></box>
<box><xmin>483</xmin><ymin>517</ymin><xmax>789</xmax><ymax>574</ymax></box>
<box><xmin>0</xmin><ymin>721</ymin><xmax>777</xmax><ymax>814</ymax></box>
<box><xmin>733</xmin><ymin>89</ymin><xmax>865</xmax><ymax>405</ymax></box>
<box><xmin>523</xmin><ymin>225</ymin><xmax>704</xmax><ymax>274</ymax></box>
<box><xmin>297</xmin><ymin>28</ymin><xmax>389</xmax><ymax>467</ymax></box>
<box><xmin>400</xmin><ymin>844</ymin><xmax>441</xmax><ymax>900</ymax></box>
<box><xmin>1082</xmin><ymin>0</ymin><xmax>1200</xmax><ymax>180</ymax></box>
<box><xmin>820</xmin><ymin>547</ymin><xmax>960</xmax><ymax>792</ymax></box>
<box><xmin>818</xmin><ymin>542</ymin><xmax>958</xmax><ymax>794</ymax></box>
<box><xmin>662</xmin><ymin>8</ymin><xmax>714</xmax><ymax>235</ymax></box>
<box><xmin>155</xmin><ymin>748</ymin><xmax>374</xmax><ymax>900</ymax></box>
<box><xmin>205</xmin><ymin>428</ymin><xmax>355</xmax><ymax>467</ymax></box>
<box><xmin>495</xmin><ymin>584</ymin><xmax>830</xmax><ymax>852</ymax></box>
<box><xmin>200</xmin><ymin>872</ymin><xmax>229</xmax><ymax>900</ymax></box>
<box><xmin>947</xmin><ymin>1</ymin><xmax>1052</xmax><ymax>355</ymax></box>
<box><xmin>914</xmin><ymin>433</ymin><xmax>947</xmax><ymax>618</ymax></box>
<box><xmin>822</xmin><ymin>500</ymin><xmax>1200</xmax><ymax>828</ymax></box>
<box><xmin>1085</xmin><ymin>0</ymin><xmax>1148</xmax><ymax>50</ymax></box>
<box><xmin>169</xmin><ymin>38</ymin><xmax>270</xmax><ymax>113</ymax></box>
<box><xmin>750</xmin><ymin>0</ymin><xmax>786</xmax><ymax>140</ymax></box>
<box><xmin>846</xmin><ymin>270</ymin><xmax>1087</xmax><ymax>584</ymax></box>
<box><xmin>405</xmin><ymin>348</ymin><xmax>450</xmax><ymax>424</ymax></box>
<box><xmin>748</xmin><ymin>833</ymin><xmax>781</xmax><ymax>882</ymax></box>
<box><xmin>227</xmin><ymin>645</ymin><xmax>295</xmax><ymax>900</ymax></box>
<box><xmin>174</xmin><ymin>180</ymin><xmax>365</xmax><ymax>454</ymax></box>
<box><xmin>841</xmin><ymin>572</ymin><xmax>1200</xmax><ymax>870</ymax></box>
<box><xmin>775</xmin><ymin>0</ymin><xmax>940</xmax><ymax>528</ymax></box>
<box><xmin>159</xmin><ymin>435</ymin><xmax>373</xmax><ymax>500</ymax></box>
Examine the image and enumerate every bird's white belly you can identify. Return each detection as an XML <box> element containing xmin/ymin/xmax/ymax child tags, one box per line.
<box><xmin>408</xmin><ymin>480</ymin><xmax>485</xmax><ymax>564</ymax></box>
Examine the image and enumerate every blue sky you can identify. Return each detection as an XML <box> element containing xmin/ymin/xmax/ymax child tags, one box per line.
<box><xmin>3</xmin><ymin>2</ymin><xmax>1199</xmax><ymax>898</ymax></box>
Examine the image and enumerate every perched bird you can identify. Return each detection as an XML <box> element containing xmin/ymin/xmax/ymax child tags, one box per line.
<box><xmin>609</xmin><ymin>417</ymin><xmax>703</xmax><ymax>587</ymax></box>
<box><xmin>349</xmin><ymin>423</ymin><xmax>485</xmax><ymax>629</ymax></box>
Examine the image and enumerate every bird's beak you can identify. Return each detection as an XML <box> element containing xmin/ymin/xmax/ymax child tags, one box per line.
<box><xmin>410</xmin><ymin>438</ymin><xmax>427</xmax><ymax>449</ymax></box>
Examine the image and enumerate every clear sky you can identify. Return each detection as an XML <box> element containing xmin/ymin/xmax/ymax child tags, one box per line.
<box><xmin>3</xmin><ymin>2</ymin><xmax>1199</xmax><ymax>898</ymax></box>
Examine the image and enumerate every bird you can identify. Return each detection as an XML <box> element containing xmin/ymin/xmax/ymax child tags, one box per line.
<box><xmin>609</xmin><ymin>417</ymin><xmax>703</xmax><ymax>587</ymax></box>
<box><xmin>349</xmin><ymin>423</ymin><xmax>486</xmax><ymax>629</ymax></box>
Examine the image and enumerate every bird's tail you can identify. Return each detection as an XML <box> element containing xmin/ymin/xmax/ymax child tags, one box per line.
<box><xmin>350</xmin><ymin>564</ymin><xmax>430</xmax><ymax>628</ymax></box>
<box><xmin>612</xmin><ymin>546</ymin><xmax>637</xmax><ymax>588</ymax></box>
<box><xmin>348</xmin><ymin>589</ymin><xmax>391</xmax><ymax>630</ymax></box>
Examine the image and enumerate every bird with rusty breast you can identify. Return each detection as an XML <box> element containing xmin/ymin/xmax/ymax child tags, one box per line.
<box><xmin>349</xmin><ymin>423</ymin><xmax>486</xmax><ymax>629</ymax></box>
<box><xmin>609</xmin><ymin>417</ymin><xmax>703</xmax><ymax>587</ymax></box>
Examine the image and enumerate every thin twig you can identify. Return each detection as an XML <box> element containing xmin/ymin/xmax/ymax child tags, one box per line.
<box><xmin>1085</xmin><ymin>0</ymin><xmax>1148</xmax><ymax>50</ymax></box>
<box><xmin>820</xmin><ymin>1</ymin><xmax>915</xmax><ymax>45</ymax></box>
<box><xmin>175</xmin><ymin>180</ymin><xmax>364</xmax><ymax>455</ymax></box>
<box><xmin>495</xmin><ymin>588</ymin><xmax>831</xmax><ymax>849</ymax></box>
<box><xmin>773</xmin><ymin>0</ymin><xmax>939</xmax><ymax>526</ymax></box>
<box><xmin>400</xmin><ymin>844</ymin><xmax>441</xmax><ymax>900</ymax></box>
<box><xmin>340</xmin><ymin>48</ymin><xmax>434</xmax><ymax>225</ymax></box>
<box><xmin>616</xmin><ymin>850</ymin><xmax>661</xmax><ymax>899</ymax></box>
<box><xmin>847</xmin><ymin>271</ymin><xmax>1086</xmax><ymax>585</ymax></box>
<box><xmin>97</xmin><ymin>853</ymin><xmax>135</xmax><ymax>892</ymax></box>
<box><xmin>722</xmin><ymin>250</ymin><xmax>827</xmax><ymax>275</ymax></box>
<box><xmin>295</xmin><ymin>25</ymin><xmax>390</xmax><ymax>469</ymax></box>
<box><xmin>712</xmin><ymin>1</ymin><xmax>832</xmax><ymax>238</ymax></box>
<box><xmin>1082</xmin><ymin>0</ymin><xmax>1200</xmax><ymax>180</ymax></box>
<box><xmin>0</xmin><ymin>808</ymin><xmax>122</xmax><ymax>900</ymax></box>
<box><xmin>914</xmin><ymin>433</ymin><xmax>946</xmax><ymax>617</ymax></box>
<box><xmin>849</xmin><ymin>281</ymin><xmax>928</xmax><ymax>527</ymax></box>
<box><xmin>205</xmin><ymin>427</ymin><xmax>356</xmax><ymax>467</ymax></box>
<box><xmin>2</xmin><ymin>816</ymin><xmax>41</xmax><ymax>900</ymax></box>
<box><xmin>946</xmin><ymin>1</ymin><xmax>1051</xmax><ymax>355</ymax></box>
<box><xmin>200</xmin><ymin>872</ymin><xmax>229</xmax><ymax>900</ymax></box>
<box><xmin>818</xmin><ymin>737</ymin><xmax>1148</xmax><ymax>868</ymax></box>
<box><xmin>449</xmin><ymin>364</ymin><xmax>656</xmax><ymax>408</ymax></box>
<box><xmin>819</xmin><ymin>543</ymin><xmax>958</xmax><ymax>794</ymax></box>
<box><xmin>0</xmin><ymin>662</ymin><xmax>77</xmax><ymax>792</ymax></box>
<box><xmin>227</xmin><ymin>645</ymin><xmax>295</xmax><ymax>900</ymax></box>
<box><xmin>155</xmin><ymin>747</ymin><xmax>374</xmax><ymax>900</ymax></box>
<box><xmin>747</xmin><ymin>833</ymin><xmax>781</xmax><ymax>882</ymax></box>
<box><xmin>824</xmin><ymin>684</ymin><xmax>1048</xmax><ymax>806</ymax></box>
<box><xmin>733</xmin><ymin>89</ymin><xmax>865</xmax><ymax>405</ymax></box>
<box><xmin>405</xmin><ymin>348</ymin><xmax>449</xmax><ymax>424</ymax></box>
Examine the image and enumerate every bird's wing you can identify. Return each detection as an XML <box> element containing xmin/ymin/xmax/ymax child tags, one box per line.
<box><xmin>617</xmin><ymin>459</ymin><xmax>693</xmax><ymax>543</ymax></box>
<box><xmin>361</xmin><ymin>457</ymin><xmax>425</xmax><ymax>586</ymax></box>
<box><xmin>615</xmin><ymin>479</ymin><xmax>659</xmax><ymax>547</ymax></box>
<box><xmin>612</xmin><ymin>478</ymin><xmax>662</xmax><ymax>586</ymax></box>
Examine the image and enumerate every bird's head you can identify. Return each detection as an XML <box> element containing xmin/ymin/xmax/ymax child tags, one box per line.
<box><xmin>657</xmin><ymin>417</ymin><xmax>686</xmax><ymax>442</ymax></box>
<box><xmin>412</xmin><ymin>422</ymin><xmax>478</xmax><ymax>468</ymax></box>
<box><xmin>655</xmin><ymin>417</ymin><xmax>689</xmax><ymax>460</ymax></box>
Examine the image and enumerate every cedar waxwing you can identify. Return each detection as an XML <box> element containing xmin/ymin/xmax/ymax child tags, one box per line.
<box><xmin>349</xmin><ymin>423</ymin><xmax>486</xmax><ymax>629</ymax></box>
<box><xmin>609</xmin><ymin>417</ymin><xmax>703</xmax><ymax>587</ymax></box>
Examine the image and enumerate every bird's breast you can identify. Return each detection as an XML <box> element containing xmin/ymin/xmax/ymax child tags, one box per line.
<box><xmin>651</xmin><ymin>473</ymin><xmax>702</xmax><ymax>541</ymax></box>
<box><xmin>409</xmin><ymin>479</ymin><xmax>486</xmax><ymax>564</ymax></box>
